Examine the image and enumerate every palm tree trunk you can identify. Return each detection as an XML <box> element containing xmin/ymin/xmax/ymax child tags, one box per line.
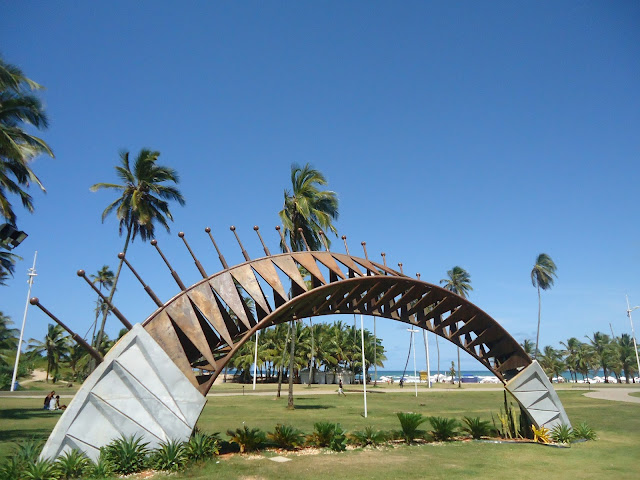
<box><xmin>93</xmin><ymin>221</ymin><xmax>133</xmax><ymax>369</ymax></box>
<box><xmin>534</xmin><ymin>285</ymin><xmax>541</xmax><ymax>360</ymax></box>
<box><xmin>276</xmin><ymin>322</ymin><xmax>291</xmax><ymax>398</ymax></box>
<box><xmin>287</xmin><ymin>320</ymin><xmax>296</xmax><ymax>409</ymax></box>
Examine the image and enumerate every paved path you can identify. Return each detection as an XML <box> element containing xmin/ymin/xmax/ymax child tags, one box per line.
<box><xmin>583</xmin><ymin>387</ymin><xmax>640</xmax><ymax>404</ymax></box>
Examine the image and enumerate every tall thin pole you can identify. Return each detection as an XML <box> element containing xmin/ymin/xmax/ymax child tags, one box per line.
<box><xmin>360</xmin><ymin>314</ymin><xmax>367</xmax><ymax>418</ymax></box>
<box><xmin>625</xmin><ymin>295</ymin><xmax>640</xmax><ymax>382</ymax></box>
<box><xmin>373</xmin><ymin>317</ymin><xmax>377</xmax><ymax>386</ymax></box>
<box><xmin>408</xmin><ymin>328</ymin><xmax>418</xmax><ymax>397</ymax></box>
<box><xmin>252</xmin><ymin>330</ymin><xmax>259</xmax><ymax>390</ymax></box>
<box><xmin>10</xmin><ymin>251</ymin><xmax>37</xmax><ymax>392</ymax></box>
<box><xmin>423</xmin><ymin>330</ymin><xmax>431</xmax><ymax>388</ymax></box>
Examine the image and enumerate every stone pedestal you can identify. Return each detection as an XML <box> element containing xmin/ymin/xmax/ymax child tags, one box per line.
<box><xmin>505</xmin><ymin>360</ymin><xmax>571</xmax><ymax>430</ymax></box>
<box><xmin>40</xmin><ymin>324</ymin><xmax>206</xmax><ymax>461</ymax></box>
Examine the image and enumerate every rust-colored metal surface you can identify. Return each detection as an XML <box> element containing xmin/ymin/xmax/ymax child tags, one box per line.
<box><xmin>137</xmin><ymin>246</ymin><xmax>531</xmax><ymax>395</ymax></box>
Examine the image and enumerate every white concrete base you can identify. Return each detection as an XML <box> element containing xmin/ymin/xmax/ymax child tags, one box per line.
<box><xmin>40</xmin><ymin>324</ymin><xmax>206</xmax><ymax>461</ymax></box>
<box><xmin>505</xmin><ymin>360</ymin><xmax>571</xmax><ymax>430</ymax></box>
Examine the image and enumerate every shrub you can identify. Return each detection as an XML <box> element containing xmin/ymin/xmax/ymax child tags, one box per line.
<box><xmin>428</xmin><ymin>417</ymin><xmax>459</xmax><ymax>441</ymax></box>
<box><xmin>16</xmin><ymin>439</ymin><xmax>43</xmax><ymax>465</ymax></box>
<box><xmin>0</xmin><ymin>456</ymin><xmax>25</xmax><ymax>480</ymax></box>
<box><xmin>153</xmin><ymin>439</ymin><xmax>187</xmax><ymax>472</ymax></box>
<box><xmin>396</xmin><ymin>412</ymin><xmax>427</xmax><ymax>444</ymax></box>
<box><xmin>268</xmin><ymin>424</ymin><xmax>304</xmax><ymax>450</ymax></box>
<box><xmin>307</xmin><ymin>422</ymin><xmax>347</xmax><ymax>451</ymax></box>
<box><xmin>532</xmin><ymin>425</ymin><xmax>551</xmax><ymax>444</ymax></box>
<box><xmin>86</xmin><ymin>451</ymin><xmax>113</xmax><ymax>479</ymax></box>
<box><xmin>23</xmin><ymin>459</ymin><xmax>58</xmax><ymax>480</ymax></box>
<box><xmin>550</xmin><ymin>424</ymin><xmax>573</xmax><ymax>444</ymax></box>
<box><xmin>226</xmin><ymin>426</ymin><xmax>266</xmax><ymax>453</ymax></box>
<box><xmin>186</xmin><ymin>431</ymin><xmax>219</xmax><ymax>462</ymax></box>
<box><xmin>55</xmin><ymin>449</ymin><xmax>90</xmax><ymax>479</ymax></box>
<box><xmin>461</xmin><ymin>416</ymin><xmax>492</xmax><ymax>439</ymax></box>
<box><xmin>572</xmin><ymin>422</ymin><xmax>597</xmax><ymax>441</ymax></box>
<box><xmin>348</xmin><ymin>426</ymin><xmax>387</xmax><ymax>447</ymax></box>
<box><xmin>103</xmin><ymin>434</ymin><xmax>150</xmax><ymax>475</ymax></box>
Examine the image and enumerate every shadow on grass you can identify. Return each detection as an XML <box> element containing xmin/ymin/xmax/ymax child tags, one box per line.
<box><xmin>292</xmin><ymin>404</ymin><xmax>334</xmax><ymax>410</ymax></box>
<box><xmin>0</xmin><ymin>408</ymin><xmax>62</xmax><ymax>420</ymax></box>
<box><xmin>0</xmin><ymin>429</ymin><xmax>50</xmax><ymax>444</ymax></box>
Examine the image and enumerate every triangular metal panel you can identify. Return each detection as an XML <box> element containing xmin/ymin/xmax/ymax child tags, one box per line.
<box><xmin>165</xmin><ymin>294</ymin><xmax>217</xmax><ymax>368</ymax></box>
<box><xmin>528</xmin><ymin>393</ymin><xmax>559</xmax><ymax>412</ymax></box>
<box><xmin>272</xmin><ymin>255</ymin><xmax>308</xmax><ymax>292</ymax></box>
<box><xmin>512</xmin><ymin>375</ymin><xmax>548</xmax><ymax>393</ymax></box>
<box><xmin>187</xmin><ymin>284</ymin><xmax>234</xmax><ymax>346</ymax></box>
<box><xmin>210</xmin><ymin>271</ymin><xmax>251</xmax><ymax>329</ymax></box>
<box><xmin>512</xmin><ymin>390</ymin><xmax>546</xmax><ymax>408</ymax></box>
<box><xmin>332</xmin><ymin>253</ymin><xmax>364</xmax><ymax>277</ymax></box>
<box><xmin>292</xmin><ymin>252</ymin><xmax>326</xmax><ymax>285</ymax></box>
<box><xmin>251</xmin><ymin>259</ymin><xmax>289</xmax><ymax>302</ymax></box>
<box><xmin>231</xmin><ymin>265</ymin><xmax>272</xmax><ymax>314</ymax></box>
<box><xmin>312</xmin><ymin>252</ymin><xmax>346</xmax><ymax>280</ymax></box>
<box><xmin>527</xmin><ymin>409</ymin><xmax>560</xmax><ymax>427</ymax></box>
<box><xmin>144</xmin><ymin>311</ymin><xmax>198</xmax><ymax>388</ymax></box>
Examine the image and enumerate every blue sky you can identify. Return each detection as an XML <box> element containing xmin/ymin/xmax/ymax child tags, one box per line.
<box><xmin>2</xmin><ymin>2</ymin><xmax>639</xmax><ymax>371</ymax></box>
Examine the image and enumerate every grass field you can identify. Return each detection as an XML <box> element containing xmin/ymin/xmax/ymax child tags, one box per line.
<box><xmin>1</xmin><ymin>383</ymin><xmax>639</xmax><ymax>479</ymax></box>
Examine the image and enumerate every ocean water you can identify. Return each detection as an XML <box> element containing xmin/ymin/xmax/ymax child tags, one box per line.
<box><xmin>372</xmin><ymin>369</ymin><xmax>496</xmax><ymax>381</ymax></box>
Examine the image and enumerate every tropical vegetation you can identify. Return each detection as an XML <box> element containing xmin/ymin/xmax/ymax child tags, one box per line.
<box><xmin>531</xmin><ymin>253</ymin><xmax>557</xmax><ymax>358</ymax></box>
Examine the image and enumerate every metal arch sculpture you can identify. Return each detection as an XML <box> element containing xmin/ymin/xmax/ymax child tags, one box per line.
<box><xmin>37</xmin><ymin>227</ymin><xmax>570</xmax><ymax>461</ymax></box>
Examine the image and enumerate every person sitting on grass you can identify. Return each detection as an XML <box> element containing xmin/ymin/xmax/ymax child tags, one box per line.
<box><xmin>43</xmin><ymin>391</ymin><xmax>55</xmax><ymax>410</ymax></box>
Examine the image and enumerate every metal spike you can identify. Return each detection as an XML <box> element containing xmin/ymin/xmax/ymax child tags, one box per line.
<box><xmin>398</xmin><ymin>262</ymin><xmax>403</xmax><ymax>274</ymax></box>
<box><xmin>30</xmin><ymin>297</ymin><xmax>103</xmax><ymax>363</ymax></box>
<box><xmin>77</xmin><ymin>269</ymin><xmax>134</xmax><ymax>329</ymax></box>
<box><xmin>118</xmin><ymin>253</ymin><xmax>163</xmax><ymax>307</ymax></box>
<box><xmin>276</xmin><ymin>226</ymin><xmax>291</xmax><ymax>253</ymax></box>
<box><xmin>298</xmin><ymin>228</ymin><xmax>311</xmax><ymax>251</ymax></box>
<box><xmin>179</xmin><ymin>232</ymin><xmax>207</xmax><ymax>278</ymax></box>
<box><xmin>361</xmin><ymin>241</ymin><xmax>368</xmax><ymax>260</ymax></box>
<box><xmin>254</xmin><ymin>226</ymin><xmax>271</xmax><ymax>256</ymax></box>
<box><xmin>381</xmin><ymin>252</ymin><xmax>387</xmax><ymax>267</ymax></box>
<box><xmin>205</xmin><ymin>227</ymin><xmax>228</xmax><ymax>269</ymax></box>
<box><xmin>230</xmin><ymin>226</ymin><xmax>250</xmax><ymax>261</ymax></box>
<box><xmin>151</xmin><ymin>240</ymin><xmax>187</xmax><ymax>291</ymax></box>
<box><xmin>342</xmin><ymin>235</ymin><xmax>350</xmax><ymax>255</ymax></box>
<box><xmin>416</xmin><ymin>273</ymin><xmax>421</xmax><ymax>280</ymax></box>
<box><xmin>319</xmin><ymin>230</ymin><xmax>330</xmax><ymax>252</ymax></box>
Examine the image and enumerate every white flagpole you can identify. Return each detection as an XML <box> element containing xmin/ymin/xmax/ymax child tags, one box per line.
<box><xmin>360</xmin><ymin>314</ymin><xmax>367</xmax><ymax>418</ymax></box>
<box><xmin>252</xmin><ymin>330</ymin><xmax>259</xmax><ymax>390</ymax></box>
<box><xmin>10</xmin><ymin>251</ymin><xmax>37</xmax><ymax>392</ymax></box>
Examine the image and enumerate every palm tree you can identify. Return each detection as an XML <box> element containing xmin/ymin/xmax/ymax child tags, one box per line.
<box><xmin>0</xmin><ymin>312</ymin><xmax>18</xmax><ymax>366</ymax></box>
<box><xmin>588</xmin><ymin>332</ymin><xmax>615</xmax><ymax>383</ymax></box>
<box><xmin>0</xmin><ymin>56</ymin><xmax>53</xmax><ymax>225</ymax></box>
<box><xmin>278</xmin><ymin>163</ymin><xmax>338</xmax><ymax>409</ymax></box>
<box><xmin>440</xmin><ymin>266</ymin><xmax>472</xmax><ymax>388</ymax></box>
<box><xmin>89</xmin><ymin>266</ymin><xmax>114</xmax><ymax>347</ymax></box>
<box><xmin>0</xmin><ymin>249</ymin><xmax>20</xmax><ymax>284</ymax></box>
<box><xmin>538</xmin><ymin>346</ymin><xmax>565</xmax><ymax>382</ymax></box>
<box><xmin>27</xmin><ymin>324</ymin><xmax>70</xmax><ymax>383</ymax></box>
<box><xmin>560</xmin><ymin>337</ymin><xmax>582</xmax><ymax>383</ymax></box>
<box><xmin>616</xmin><ymin>334</ymin><xmax>637</xmax><ymax>384</ymax></box>
<box><xmin>90</xmin><ymin>150</ymin><xmax>185</xmax><ymax>358</ymax></box>
<box><xmin>520</xmin><ymin>339</ymin><xmax>535</xmax><ymax>358</ymax></box>
<box><xmin>531</xmin><ymin>253</ymin><xmax>557</xmax><ymax>359</ymax></box>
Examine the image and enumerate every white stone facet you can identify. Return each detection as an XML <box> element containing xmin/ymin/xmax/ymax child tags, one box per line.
<box><xmin>505</xmin><ymin>360</ymin><xmax>571</xmax><ymax>430</ymax></box>
<box><xmin>40</xmin><ymin>324</ymin><xmax>207</xmax><ymax>461</ymax></box>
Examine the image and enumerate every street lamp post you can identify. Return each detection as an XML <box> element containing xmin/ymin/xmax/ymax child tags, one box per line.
<box><xmin>10</xmin><ymin>252</ymin><xmax>37</xmax><ymax>392</ymax></box>
<box><xmin>407</xmin><ymin>328</ymin><xmax>419</xmax><ymax>397</ymax></box>
<box><xmin>625</xmin><ymin>296</ymin><xmax>640</xmax><ymax>382</ymax></box>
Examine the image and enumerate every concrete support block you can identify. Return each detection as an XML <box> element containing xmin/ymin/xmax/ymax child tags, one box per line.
<box><xmin>40</xmin><ymin>324</ymin><xmax>206</xmax><ymax>461</ymax></box>
<box><xmin>505</xmin><ymin>360</ymin><xmax>571</xmax><ymax>430</ymax></box>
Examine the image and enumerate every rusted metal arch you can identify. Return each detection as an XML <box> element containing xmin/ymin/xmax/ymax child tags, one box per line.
<box><xmin>139</xmin><ymin>251</ymin><xmax>531</xmax><ymax>395</ymax></box>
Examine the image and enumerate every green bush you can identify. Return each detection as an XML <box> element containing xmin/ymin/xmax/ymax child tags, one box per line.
<box><xmin>348</xmin><ymin>426</ymin><xmax>387</xmax><ymax>447</ymax></box>
<box><xmin>428</xmin><ymin>416</ymin><xmax>459</xmax><ymax>441</ymax></box>
<box><xmin>226</xmin><ymin>426</ymin><xmax>266</xmax><ymax>453</ymax></box>
<box><xmin>153</xmin><ymin>439</ymin><xmax>187</xmax><ymax>472</ymax></box>
<box><xmin>23</xmin><ymin>459</ymin><xmax>58</xmax><ymax>480</ymax></box>
<box><xmin>102</xmin><ymin>434</ymin><xmax>150</xmax><ymax>475</ymax></box>
<box><xmin>572</xmin><ymin>422</ymin><xmax>597</xmax><ymax>441</ymax></box>
<box><xmin>461</xmin><ymin>416</ymin><xmax>492</xmax><ymax>439</ymax></box>
<box><xmin>396</xmin><ymin>412</ymin><xmax>427</xmax><ymax>444</ymax></box>
<box><xmin>551</xmin><ymin>424</ymin><xmax>573</xmax><ymax>444</ymax></box>
<box><xmin>86</xmin><ymin>451</ymin><xmax>113</xmax><ymax>479</ymax></box>
<box><xmin>0</xmin><ymin>456</ymin><xmax>25</xmax><ymax>480</ymax></box>
<box><xmin>55</xmin><ymin>449</ymin><xmax>90</xmax><ymax>479</ymax></box>
<box><xmin>185</xmin><ymin>431</ymin><xmax>220</xmax><ymax>462</ymax></box>
<box><xmin>307</xmin><ymin>422</ymin><xmax>347</xmax><ymax>451</ymax></box>
<box><xmin>268</xmin><ymin>424</ymin><xmax>305</xmax><ymax>450</ymax></box>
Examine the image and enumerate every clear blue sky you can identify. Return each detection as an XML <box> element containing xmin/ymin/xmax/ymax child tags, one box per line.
<box><xmin>2</xmin><ymin>2</ymin><xmax>639</xmax><ymax>371</ymax></box>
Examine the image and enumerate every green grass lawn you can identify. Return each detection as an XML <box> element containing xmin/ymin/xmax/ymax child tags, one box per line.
<box><xmin>1</xmin><ymin>385</ymin><xmax>638</xmax><ymax>479</ymax></box>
